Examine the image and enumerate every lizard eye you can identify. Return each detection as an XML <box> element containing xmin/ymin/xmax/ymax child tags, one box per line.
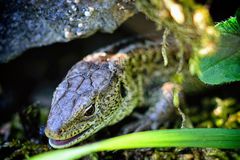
<box><xmin>120</xmin><ymin>82</ymin><xmax>127</xmax><ymax>98</ymax></box>
<box><xmin>84</xmin><ymin>105</ymin><xmax>95</xmax><ymax>117</ymax></box>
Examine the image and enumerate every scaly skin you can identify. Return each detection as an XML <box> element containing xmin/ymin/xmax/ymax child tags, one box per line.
<box><xmin>45</xmin><ymin>34</ymin><xmax>197</xmax><ymax>148</ymax></box>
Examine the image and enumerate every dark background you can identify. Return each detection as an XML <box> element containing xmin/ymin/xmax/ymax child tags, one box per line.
<box><xmin>0</xmin><ymin>0</ymin><xmax>239</xmax><ymax>123</ymax></box>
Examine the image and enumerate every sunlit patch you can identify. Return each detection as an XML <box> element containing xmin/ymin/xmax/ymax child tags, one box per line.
<box><xmin>164</xmin><ymin>0</ymin><xmax>185</xmax><ymax>24</ymax></box>
<box><xmin>199</xmin><ymin>42</ymin><xmax>216</xmax><ymax>56</ymax></box>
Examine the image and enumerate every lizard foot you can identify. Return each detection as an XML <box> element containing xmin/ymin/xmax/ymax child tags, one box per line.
<box><xmin>122</xmin><ymin>82</ymin><xmax>183</xmax><ymax>134</ymax></box>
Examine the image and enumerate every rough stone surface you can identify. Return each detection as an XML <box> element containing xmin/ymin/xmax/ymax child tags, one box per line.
<box><xmin>0</xmin><ymin>0</ymin><xmax>136</xmax><ymax>63</ymax></box>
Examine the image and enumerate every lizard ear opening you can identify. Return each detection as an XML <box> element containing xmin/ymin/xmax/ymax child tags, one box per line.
<box><xmin>120</xmin><ymin>81</ymin><xmax>127</xmax><ymax>98</ymax></box>
<box><xmin>84</xmin><ymin>105</ymin><xmax>95</xmax><ymax>117</ymax></box>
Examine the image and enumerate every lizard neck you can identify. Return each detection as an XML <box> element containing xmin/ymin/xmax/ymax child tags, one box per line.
<box><xmin>101</xmin><ymin>34</ymin><xmax>181</xmax><ymax>83</ymax></box>
<box><xmin>115</xmin><ymin>35</ymin><xmax>181</xmax><ymax>105</ymax></box>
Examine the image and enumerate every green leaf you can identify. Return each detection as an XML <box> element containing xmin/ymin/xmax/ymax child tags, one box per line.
<box><xmin>235</xmin><ymin>8</ymin><xmax>240</xmax><ymax>26</ymax></box>
<box><xmin>30</xmin><ymin>129</ymin><xmax>240</xmax><ymax>160</ymax></box>
<box><xmin>199</xmin><ymin>16</ymin><xmax>240</xmax><ymax>84</ymax></box>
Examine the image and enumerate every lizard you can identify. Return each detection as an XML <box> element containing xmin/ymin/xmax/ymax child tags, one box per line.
<box><xmin>44</xmin><ymin>33</ymin><xmax>203</xmax><ymax>149</ymax></box>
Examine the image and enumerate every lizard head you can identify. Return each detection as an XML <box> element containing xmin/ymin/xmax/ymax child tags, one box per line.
<box><xmin>45</xmin><ymin>53</ymin><xmax>129</xmax><ymax>148</ymax></box>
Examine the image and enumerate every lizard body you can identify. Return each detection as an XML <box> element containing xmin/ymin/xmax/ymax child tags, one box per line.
<box><xmin>45</xmin><ymin>34</ymin><xmax>199</xmax><ymax>148</ymax></box>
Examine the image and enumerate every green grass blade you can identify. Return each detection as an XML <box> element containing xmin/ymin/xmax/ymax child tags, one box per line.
<box><xmin>30</xmin><ymin>128</ymin><xmax>240</xmax><ymax>160</ymax></box>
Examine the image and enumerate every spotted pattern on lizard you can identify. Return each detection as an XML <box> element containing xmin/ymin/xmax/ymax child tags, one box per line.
<box><xmin>45</xmin><ymin>34</ymin><xmax>199</xmax><ymax>148</ymax></box>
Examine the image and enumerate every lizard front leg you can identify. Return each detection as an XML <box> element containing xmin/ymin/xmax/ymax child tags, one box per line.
<box><xmin>122</xmin><ymin>82</ymin><xmax>183</xmax><ymax>133</ymax></box>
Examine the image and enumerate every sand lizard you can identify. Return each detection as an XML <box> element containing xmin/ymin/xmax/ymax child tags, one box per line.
<box><xmin>44</xmin><ymin>33</ymin><xmax>202</xmax><ymax>148</ymax></box>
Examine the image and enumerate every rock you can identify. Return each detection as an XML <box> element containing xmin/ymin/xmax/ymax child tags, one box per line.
<box><xmin>0</xmin><ymin>0</ymin><xmax>136</xmax><ymax>63</ymax></box>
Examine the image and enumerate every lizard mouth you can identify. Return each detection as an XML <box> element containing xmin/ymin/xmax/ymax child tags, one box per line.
<box><xmin>48</xmin><ymin>127</ymin><xmax>91</xmax><ymax>149</ymax></box>
<box><xmin>49</xmin><ymin>134</ymin><xmax>80</xmax><ymax>146</ymax></box>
